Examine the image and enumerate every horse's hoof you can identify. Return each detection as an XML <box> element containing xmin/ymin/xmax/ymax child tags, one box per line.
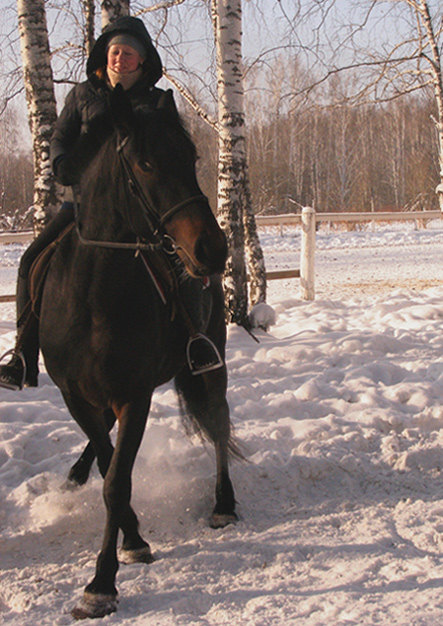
<box><xmin>119</xmin><ymin>545</ymin><xmax>155</xmax><ymax>564</ymax></box>
<box><xmin>71</xmin><ymin>591</ymin><xmax>118</xmax><ymax>620</ymax></box>
<box><xmin>210</xmin><ymin>512</ymin><xmax>238</xmax><ymax>529</ymax></box>
<box><xmin>67</xmin><ymin>464</ymin><xmax>90</xmax><ymax>487</ymax></box>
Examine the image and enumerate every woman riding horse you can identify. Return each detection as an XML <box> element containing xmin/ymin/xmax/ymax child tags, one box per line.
<box><xmin>0</xmin><ymin>16</ymin><xmax>220</xmax><ymax>390</ymax></box>
<box><xmin>40</xmin><ymin>77</ymin><xmax>235</xmax><ymax>621</ymax></box>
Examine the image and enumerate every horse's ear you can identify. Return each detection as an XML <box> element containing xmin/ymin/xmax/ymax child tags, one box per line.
<box><xmin>157</xmin><ymin>89</ymin><xmax>179</xmax><ymax>118</ymax></box>
<box><xmin>108</xmin><ymin>83</ymin><xmax>135</xmax><ymax>134</ymax></box>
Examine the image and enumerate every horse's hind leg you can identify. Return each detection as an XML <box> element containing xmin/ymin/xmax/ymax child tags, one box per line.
<box><xmin>68</xmin><ymin>408</ymin><xmax>116</xmax><ymax>486</ymax></box>
<box><xmin>67</xmin><ymin>442</ymin><xmax>95</xmax><ymax>486</ymax></box>
<box><xmin>175</xmin><ymin>365</ymin><xmax>237</xmax><ymax>528</ymax></box>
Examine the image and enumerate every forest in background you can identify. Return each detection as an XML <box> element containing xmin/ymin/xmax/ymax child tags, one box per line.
<box><xmin>2</xmin><ymin>86</ymin><xmax>438</xmax><ymax>228</ymax></box>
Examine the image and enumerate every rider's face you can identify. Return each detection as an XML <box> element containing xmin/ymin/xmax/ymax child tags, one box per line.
<box><xmin>107</xmin><ymin>44</ymin><xmax>144</xmax><ymax>74</ymax></box>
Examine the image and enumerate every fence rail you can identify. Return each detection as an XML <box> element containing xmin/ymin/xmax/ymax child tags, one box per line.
<box><xmin>256</xmin><ymin>209</ymin><xmax>442</xmax><ymax>300</ymax></box>
<box><xmin>0</xmin><ymin>230</ymin><xmax>33</xmax><ymax>245</ymax></box>
<box><xmin>0</xmin><ymin>209</ymin><xmax>441</xmax><ymax>303</ymax></box>
<box><xmin>255</xmin><ymin>209</ymin><xmax>442</xmax><ymax>226</ymax></box>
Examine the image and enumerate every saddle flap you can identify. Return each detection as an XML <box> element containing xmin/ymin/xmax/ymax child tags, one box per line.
<box><xmin>29</xmin><ymin>222</ymin><xmax>75</xmax><ymax>316</ymax></box>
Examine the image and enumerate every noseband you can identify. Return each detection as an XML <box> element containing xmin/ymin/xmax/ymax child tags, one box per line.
<box><xmin>75</xmin><ymin>134</ymin><xmax>208</xmax><ymax>255</ymax></box>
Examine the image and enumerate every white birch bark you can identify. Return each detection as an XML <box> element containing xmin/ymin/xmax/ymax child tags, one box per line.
<box><xmin>243</xmin><ymin>174</ymin><xmax>267</xmax><ymax>306</ymax></box>
<box><xmin>101</xmin><ymin>0</ymin><xmax>130</xmax><ymax>28</ymax></box>
<box><xmin>17</xmin><ymin>0</ymin><xmax>59</xmax><ymax>234</ymax></box>
<box><xmin>414</xmin><ymin>0</ymin><xmax>443</xmax><ymax>212</ymax></box>
<box><xmin>212</xmin><ymin>0</ymin><xmax>266</xmax><ymax>324</ymax></box>
<box><xmin>82</xmin><ymin>0</ymin><xmax>96</xmax><ymax>57</ymax></box>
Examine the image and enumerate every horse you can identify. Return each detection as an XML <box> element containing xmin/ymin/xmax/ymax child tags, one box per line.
<box><xmin>38</xmin><ymin>85</ymin><xmax>237</xmax><ymax>619</ymax></box>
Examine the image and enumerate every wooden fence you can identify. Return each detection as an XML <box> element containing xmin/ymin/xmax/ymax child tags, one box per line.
<box><xmin>0</xmin><ymin>209</ymin><xmax>441</xmax><ymax>303</ymax></box>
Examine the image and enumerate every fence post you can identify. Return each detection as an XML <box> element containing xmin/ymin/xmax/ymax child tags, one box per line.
<box><xmin>300</xmin><ymin>206</ymin><xmax>315</xmax><ymax>300</ymax></box>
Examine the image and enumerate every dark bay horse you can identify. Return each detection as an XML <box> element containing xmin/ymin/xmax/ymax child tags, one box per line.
<box><xmin>38</xmin><ymin>86</ymin><xmax>237</xmax><ymax>619</ymax></box>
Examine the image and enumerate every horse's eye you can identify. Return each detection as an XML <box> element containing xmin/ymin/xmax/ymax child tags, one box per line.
<box><xmin>138</xmin><ymin>160</ymin><xmax>154</xmax><ymax>173</ymax></box>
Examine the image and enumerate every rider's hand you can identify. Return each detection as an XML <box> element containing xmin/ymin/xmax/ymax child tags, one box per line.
<box><xmin>54</xmin><ymin>155</ymin><xmax>80</xmax><ymax>186</ymax></box>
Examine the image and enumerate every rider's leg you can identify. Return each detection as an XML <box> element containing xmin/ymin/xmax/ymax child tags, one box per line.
<box><xmin>177</xmin><ymin>277</ymin><xmax>224</xmax><ymax>375</ymax></box>
<box><xmin>0</xmin><ymin>202</ymin><xmax>75</xmax><ymax>390</ymax></box>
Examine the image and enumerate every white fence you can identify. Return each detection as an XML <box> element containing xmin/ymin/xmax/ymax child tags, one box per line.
<box><xmin>256</xmin><ymin>209</ymin><xmax>442</xmax><ymax>301</ymax></box>
<box><xmin>0</xmin><ymin>209</ymin><xmax>441</xmax><ymax>303</ymax></box>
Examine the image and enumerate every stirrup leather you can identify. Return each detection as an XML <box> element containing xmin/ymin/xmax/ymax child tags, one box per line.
<box><xmin>0</xmin><ymin>349</ymin><xmax>27</xmax><ymax>391</ymax></box>
<box><xmin>186</xmin><ymin>333</ymin><xmax>224</xmax><ymax>375</ymax></box>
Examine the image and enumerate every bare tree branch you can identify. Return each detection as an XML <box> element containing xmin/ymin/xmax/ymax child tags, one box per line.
<box><xmin>163</xmin><ymin>69</ymin><xmax>218</xmax><ymax>130</ymax></box>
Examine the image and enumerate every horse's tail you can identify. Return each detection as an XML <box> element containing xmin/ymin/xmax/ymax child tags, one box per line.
<box><xmin>174</xmin><ymin>370</ymin><xmax>245</xmax><ymax>461</ymax></box>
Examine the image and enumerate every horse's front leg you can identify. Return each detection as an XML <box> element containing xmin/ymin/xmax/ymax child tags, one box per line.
<box><xmin>72</xmin><ymin>397</ymin><xmax>151</xmax><ymax>620</ymax></box>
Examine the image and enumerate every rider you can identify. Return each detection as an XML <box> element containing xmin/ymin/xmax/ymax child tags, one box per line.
<box><xmin>0</xmin><ymin>16</ymin><xmax>222</xmax><ymax>391</ymax></box>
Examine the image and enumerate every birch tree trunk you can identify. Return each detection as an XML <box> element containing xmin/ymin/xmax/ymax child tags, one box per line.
<box><xmin>414</xmin><ymin>0</ymin><xmax>443</xmax><ymax>212</ymax></box>
<box><xmin>17</xmin><ymin>0</ymin><xmax>59</xmax><ymax>234</ymax></box>
<box><xmin>243</xmin><ymin>179</ymin><xmax>266</xmax><ymax>306</ymax></box>
<box><xmin>82</xmin><ymin>0</ymin><xmax>96</xmax><ymax>57</ymax></box>
<box><xmin>101</xmin><ymin>0</ymin><xmax>130</xmax><ymax>28</ymax></box>
<box><xmin>212</xmin><ymin>0</ymin><xmax>266</xmax><ymax>325</ymax></box>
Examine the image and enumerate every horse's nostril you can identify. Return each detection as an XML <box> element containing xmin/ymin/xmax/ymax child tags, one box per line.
<box><xmin>195</xmin><ymin>230</ymin><xmax>227</xmax><ymax>273</ymax></box>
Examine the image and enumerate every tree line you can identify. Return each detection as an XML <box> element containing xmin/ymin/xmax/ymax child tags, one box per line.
<box><xmin>247</xmin><ymin>91</ymin><xmax>439</xmax><ymax>214</ymax></box>
<box><xmin>0</xmin><ymin>86</ymin><xmax>439</xmax><ymax>227</ymax></box>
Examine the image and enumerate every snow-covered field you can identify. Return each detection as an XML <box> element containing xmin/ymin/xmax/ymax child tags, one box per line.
<box><xmin>0</xmin><ymin>221</ymin><xmax>442</xmax><ymax>625</ymax></box>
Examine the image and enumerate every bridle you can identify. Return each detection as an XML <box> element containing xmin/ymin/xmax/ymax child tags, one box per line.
<box><xmin>74</xmin><ymin>133</ymin><xmax>208</xmax><ymax>257</ymax></box>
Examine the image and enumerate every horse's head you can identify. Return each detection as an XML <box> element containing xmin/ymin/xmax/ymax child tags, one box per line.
<box><xmin>109</xmin><ymin>86</ymin><xmax>227</xmax><ymax>277</ymax></box>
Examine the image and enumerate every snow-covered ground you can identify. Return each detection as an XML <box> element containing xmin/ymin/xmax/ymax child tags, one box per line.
<box><xmin>0</xmin><ymin>221</ymin><xmax>442</xmax><ymax>625</ymax></box>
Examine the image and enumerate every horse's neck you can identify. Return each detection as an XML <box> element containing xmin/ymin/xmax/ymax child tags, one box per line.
<box><xmin>79</xmin><ymin>153</ymin><xmax>132</xmax><ymax>242</ymax></box>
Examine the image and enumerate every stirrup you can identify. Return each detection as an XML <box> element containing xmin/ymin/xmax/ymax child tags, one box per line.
<box><xmin>0</xmin><ymin>349</ymin><xmax>27</xmax><ymax>391</ymax></box>
<box><xmin>186</xmin><ymin>333</ymin><xmax>224</xmax><ymax>376</ymax></box>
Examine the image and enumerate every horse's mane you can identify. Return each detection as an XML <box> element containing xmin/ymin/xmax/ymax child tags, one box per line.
<box><xmin>76</xmin><ymin>104</ymin><xmax>199</xmax><ymax>244</ymax></box>
<box><xmin>78</xmin><ymin>105</ymin><xmax>197</xmax><ymax>188</ymax></box>
<box><xmin>132</xmin><ymin>105</ymin><xmax>197</xmax><ymax>167</ymax></box>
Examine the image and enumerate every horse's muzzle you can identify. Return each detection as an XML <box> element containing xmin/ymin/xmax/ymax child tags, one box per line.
<box><xmin>194</xmin><ymin>228</ymin><xmax>228</xmax><ymax>276</ymax></box>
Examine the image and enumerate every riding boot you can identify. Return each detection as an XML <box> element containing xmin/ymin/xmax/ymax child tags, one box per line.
<box><xmin>178</xmin><ymin>278</ymin><xmax>224</xmax><ymax>375</ymax></box>
<box><xmin>0</xmin><ymin>339</ymin><xmax>38</xmax><ymax>391</ymax></box>
<box><xmin>0</xmin><ymin>201</ymin><xmax>75</xmax><ymax>391</ymax></box>
<box><xmin>0</xmin><ymin>273</ymin><xmax>39</xmax><ymax>390</ymax></box>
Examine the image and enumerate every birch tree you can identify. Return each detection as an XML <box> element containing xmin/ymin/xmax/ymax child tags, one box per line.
<box><xmin>289</xmin><ymin>0</ymin><xmax>443</xmax><ymax>211</ymax></box>
<box><xmin>368</xmin><ymin>0</ymin><xmax>443</xmax><ymax>211</ymax></box>
<box><xmin>101</xmin><ymin>0</ymin><xmax>130</xmax><ymax>27</ymax></box>
<box><xmin>363</xmin><ymin>0</ymin><xmax>443</xmax><ymax>211</ymax></box>
<box><xmin>83</xmin><ymin>0</ymin><xmax>96</xmax><ymax>57</ymax></box>
<box><xmin>17</xmin><ymin>0</ymin><xmax>59</xmax><ymax>233</ymax></box>
<box><xmin>211</xmin><ymin>0</ymin><xmax>266</xmax><ymax>326</ymax></box>
<box><xmin>412</xmin><ymin>0</ymin><xmax>443</xmax><ymax>211</ymax></box>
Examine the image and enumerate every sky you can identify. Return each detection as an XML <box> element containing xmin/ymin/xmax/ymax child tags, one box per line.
<box><xmin>1</xmin><ymin>0</ymin><xmax>442</xmax><ymax>148</ymax></box>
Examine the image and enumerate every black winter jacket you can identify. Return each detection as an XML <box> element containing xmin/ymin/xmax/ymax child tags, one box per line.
<box><xmin>50</xmin><ymin>16</ymin><xmax>164</xmax><ymax>185</ymax></box>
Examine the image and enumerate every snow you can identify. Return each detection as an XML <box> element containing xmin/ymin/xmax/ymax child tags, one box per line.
<box><xmin>0</xmin><ymin>220</ymin><xmax>443</xmax><ymax>625</ymax></box>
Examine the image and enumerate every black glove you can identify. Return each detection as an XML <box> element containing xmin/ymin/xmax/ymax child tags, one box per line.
<box><xmin>53</xmin><ymin>155</ymin><xmax>80</xmax><ymax>186</ymax></box>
